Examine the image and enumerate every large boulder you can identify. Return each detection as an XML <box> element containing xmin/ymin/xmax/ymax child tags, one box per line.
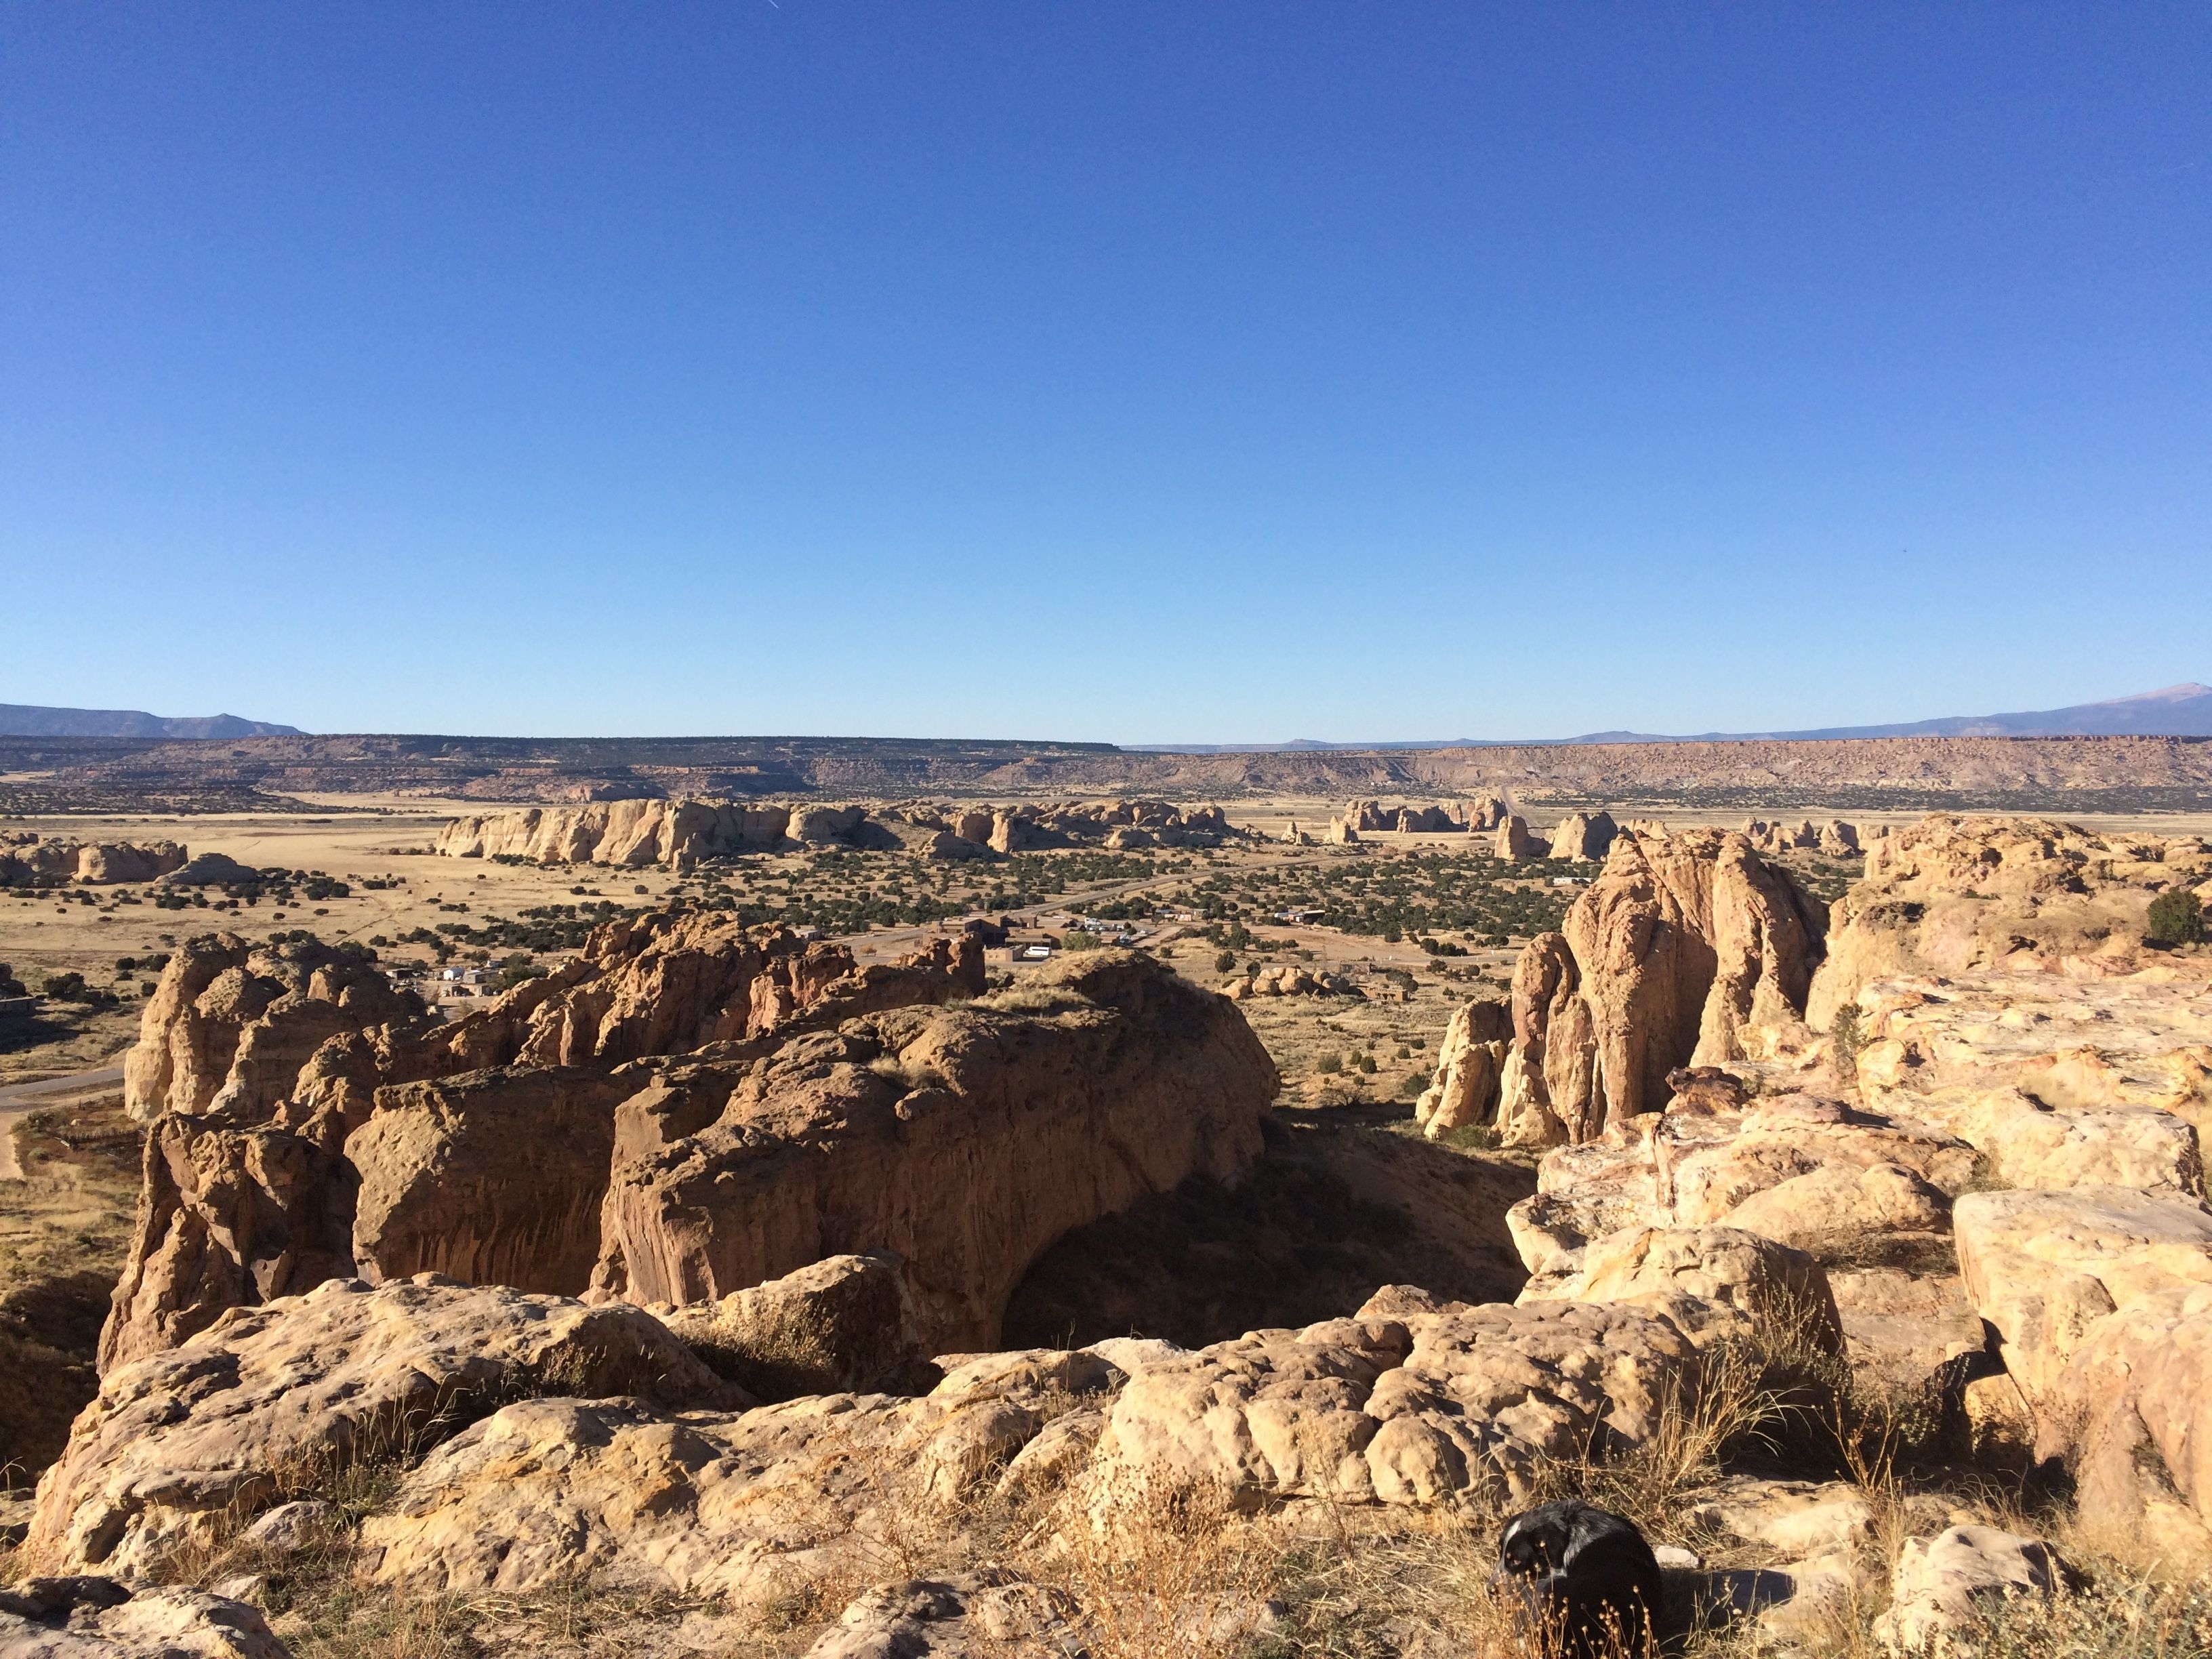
<box><xmin>1088</xmin><ymin>1296</ymin><xmax>1704</xmax><ymax>1513</ymax></box>
<box><xmin>0</xmin><ymin>1580</ymin><xmax>291</xmax><ymax>1658</ymax></box>
<box><xmin>592</xmin><ymin>950</ymin><xmax>1278</xmax><ymax>1350</ymax></box>
<box><xmin>354</xmin><ymin>1349</ymin><xmax>1124</xmax><ymax>1605</ymax></box>
<box><xmin>1872</xmin><ymin>1525</ymin><xmax>2076</xmax><ymax>1656</ymax></box>
<box><xmin>1528</xmin><ymin>1224</ymin><xmax>1844</xmax><ymax>1355</ymax></box>
<box><xmin>1953</xmin><ymin>1186</ymin><xmax>2212</xmax><ymax>1553</ymax></box>
<box><xmin>31</xmin><ymin>1277</ymin><xmax>734</xmax><ymax>1577</ymax></box>
<box><xmin>657</xmin><ymin>1251</ymin><xmax>945</xmax><ymax>1399</ymax></box>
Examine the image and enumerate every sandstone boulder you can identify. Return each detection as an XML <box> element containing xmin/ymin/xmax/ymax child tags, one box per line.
<box><xmin>33</xmin><ymin>1277</ymin><xmax>733</xmax><ymax>1577</ymax></box>
<box><xmin>1494</xmin><ymin>816</ymin><xmax>1538</xmax><ymax>860</ymax></box>
<box><xmin>659</xmin><ymin>1252</ymin><xmax>943</xmax><ymax>1399</ymax></box>
<box><xmin>1952</xmin><ymin>1185</ymin><xmax>2212</xmax><ymax>1551</ymax></box>
<box><xmin>1528</xmin><ymin>1225</ymin><xmax>1844</xmax><ymax>1355</ymax></box>
<box><xmin>801</xmin><ymin>1572</ymin><xmax>1079</xmax><ymax>1659</ymax></box>
<box><xmin>592</xmin><ymin>950</ymin><xmax>1278</xmax><ymax>1349</ymax></box>
<box><xmin>355</xmin><ymin>1349</ymin><xmax>1122</xmax><ymax>1605</ymax></box>
<box><xmin>1413</xmin><ymin>998</ymin><xmax>1512</xmax><ymax>1139</ymax></box>
<box><xmin>1090</xmin><ymin>1297</ymin><xmax>1703</xmax><ymax>1513</ymax></box>
<box><xmin>1872</xmin><ymin>1525</ymin><xmax>2075</xmax><ymax>1656</ymax></box>
<box><xmin>0</xmin><ymin>1580</ymin><xmax>291</xmax><ymax>1658</ymax></box>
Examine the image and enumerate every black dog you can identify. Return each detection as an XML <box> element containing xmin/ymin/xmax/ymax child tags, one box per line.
<box><xmin>1493</xmin><ymin>1500</ymin><xmax>1664</xmax><ymax>1658</ymax></box>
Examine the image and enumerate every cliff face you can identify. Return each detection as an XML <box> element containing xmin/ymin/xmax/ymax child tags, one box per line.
<box><xmin>100</xmin><ymin>915</ymin><xmax>987</xmax><ymax>1369</ymax></box>
<box><xmin>592</xmin><ymin>950</ymin><xmax>1280</xmax><ymax>1350</ymax></box>
<box><xmin>1498</xmin><ymin>831</ymin><xmax>1826</xmax><ymax>1143</ymax></box>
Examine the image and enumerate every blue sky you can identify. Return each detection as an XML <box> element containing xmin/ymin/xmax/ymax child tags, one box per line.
<box><xmin>3</xmin><ymin>5</ymin><xmax>2206</xmax><ymax>741</ymax></box>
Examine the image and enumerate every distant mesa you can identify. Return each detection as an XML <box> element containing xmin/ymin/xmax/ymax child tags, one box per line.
<box><xmin>1132</xmin><ymin>682</ymin><xmax>2212</xmax><ymax>751</ymax></box>
<box><xmin>0</xmin><ymin>702</ymin><xmax>304</xmax><ymax>739</ymax></box>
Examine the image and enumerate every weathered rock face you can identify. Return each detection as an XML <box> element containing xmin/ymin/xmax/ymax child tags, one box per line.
<box><xmin>1807</xmin><ymin>815</ymin><xmax>2212</xmax><ymax>1029</ymax></box>
<box><xmin>592</xmin><ymin>950</ymin><xmax>1279</xmax><ymax>1350</ymax></box>
<box><xmin>99</xmin><ymin>1113</ymin><xmax>356</xmax><ymax>1372</ymax></box>
<box><xmin>1089</xmin><ymin>1294</ymin><xmax>1702</xmax><ymax>1513</ymax></box>
<box><xmin>1549</xmin><ymin>811</ymin><xmax>1619</xmax><ymax>861</ymax></box>
<box><xmin>34</xmin><ymin>1277</ymin><xmax>734</xmax><ymax>1577</ymax></box>
<box><xmin>435</xmin><ymin>799</ymin><xmax>796</xmax><ymax>866</ymax></box>
<box><xmin>1494</xmin><ymin>815</ymin><xmax>1538</xmax><ymax>860</ymax></box>
<box><xmin>0</xmin><ymin>834</ymin><xmax>188</xmax><ymax>886</ymax></box>
<box><xmin>123</xmin><ymin>936</ymin><xmax>422</xmax><ymax>1124</ymax></box>
<box><xmin>346</xmin><ymin>1067</ymin><xmax>634</xmax><ymax>1295</ymax></box>
<box><xmin>1849</xmin><ymin>964</ymin><xmax>2212</xmax><ymax>1153</ymax></box>
<box><xmin>354</xmin><ymin>1349</ymin><xmax>1122</xmax><ymax>1605</ymax></box>
<box><xmin>1953</xmin><ymin>1186</ymin><xmax>2212</xmax><ymax>1553</ymax></box>
<box><xmin>104</xmin><ymin>918</ymin><xmax>991</xmax><ymax>1369</ymax></box>
<box><xmin>1467</xmin><ymin>796</ymin><xmax>1510</xmax><ymax>832</ymax></box>
<box><xmin>0</xmin><ymin>1580</ymin><xmax>293</xmax><ymax>1658</ymax></box>
<box><xmin>1530</xmin><ymin>1225</ymin><xmax>1844</xmax><ymax>1356</ymax></box>
<box><xmin>1413</xmin><ymin>998</ymin><xmax>1511</xmax><ymax>1139</ymax></box>
<box><xmin>1502</xmin><ymin>832</ymin><xmax>1825</xmax><ymax>1139</ymax></box>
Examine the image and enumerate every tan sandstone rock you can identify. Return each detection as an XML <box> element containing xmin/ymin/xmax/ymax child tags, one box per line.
<box><xmin>33</xmin><ymin>1277</ymin><xmax>733</xmax><ymax>1577</ymax></box>
<box><xmin>591</xmin><ymin>951</ymin><xmax>1278</xmax><ymax>1350</ymax></box>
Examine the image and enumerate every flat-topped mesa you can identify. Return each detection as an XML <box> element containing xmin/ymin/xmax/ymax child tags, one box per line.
<box><xmin>100</xmin><ymin>914</ymin><xmax>989</xmax><ymax>1370</ymax></box>
<box><xmin>1495</xmin><ymin>828</ymin><xmax>1826</xmax><ymax>1145</ymax></box>
<box><xmin>0</xmin><ymin>831</ymin><xmax>188</xmax><ymax>885</ymax></box>
<box><xmin>592</xmin><ymin>949</ymin><xmax>1279</xmax><ymax>1352</ymax></box>
<box><xmin>1806</xmin><ymin>813</ymin><xmax>2212</xmax><ymax>1028</ymax></box>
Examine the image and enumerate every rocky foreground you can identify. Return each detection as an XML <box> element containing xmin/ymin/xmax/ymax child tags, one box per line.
<box><xmin>3</xmin><ymin>813</ymin><xmax>2211</xmax><ymax>1656</ymax></box>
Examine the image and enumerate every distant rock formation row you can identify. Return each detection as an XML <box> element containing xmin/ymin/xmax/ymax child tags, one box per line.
<box><xmin>0</xmin><ymin>832</ymin><xmax>187</xmax><ymax>885</ymax></box>
<box><xmin>435</xmin><ymin>796</ymin><xmax>1243</xmax><ymax>867</ymax></box>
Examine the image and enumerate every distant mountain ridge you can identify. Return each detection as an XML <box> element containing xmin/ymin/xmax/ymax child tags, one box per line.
<box><xmin>1130</xmin><ymin>683</ymin><xmax>2212</xmax><ymax>752</ymax></box>
<box><xmin>0</xmin><ymin>703</ymin><xmax>304</xmax><ymax>740</ymax></box>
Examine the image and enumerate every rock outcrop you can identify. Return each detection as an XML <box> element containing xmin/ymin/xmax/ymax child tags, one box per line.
<box><xmin>0</xmin><ymin>834</ymin><xmax>188</xmax><ymax>886</ymax></box>
<box><xmin>435</xmin><ymin>800</ymin><xmax>797</xmax><ymax>867</ymax></box>
<box><xmin>1807</xmin><ymin>815</ymin><xmax>2212</xmax><ymax>1028</ymax></box>
<box><xmin>1499</xmin><ymin>831</ymin><xmax>1825</xmax><ymax>1141</ymax></box>
<box><xmin>1412</xmin><ymin>996</ymin><xmax>1511</xmax><ymax>1139</ymax></box>
<box><xmin>34</xmin><ymin>1277</ymin><xmax>733</xmax><ymax>1576</ymax></box>
<box><xmin>1549</xmin><ymin>811</ymin><xmax>1618</xmax><ymax>861</ymax></box>
<box><xmin>123</xmin><ymin>936</ymin><xmax>423</xmax><ymax>1123</ymax></box>
<box><xmin>1494</xmin><ymin>815</ymin><xmax>1538</xmax><ymax>860</ymax></box>
<box><xmin>0</xmin><ymin>1580</ymin><xmax>292</xmax><ymax>1658</ymax></box>
<box><xmin>103</xmin><ymin>916</ymin><xmax>989</xmax><ymax>1368</ymax></box>
<box><xmin>593</xmin><ymin>951</ymin><xmax>1276</xmax><ymax>1349</ymax></box>
<box><xmin>1953</xmin><ymin>1186</ymin><xmax>2212</xmax><ymax>1555</ymax></box>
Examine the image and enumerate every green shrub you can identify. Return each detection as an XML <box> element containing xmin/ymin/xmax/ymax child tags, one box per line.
<box><xmin>2147</xmin><ymin>887</ymin><xmax>2204</xmax><ymax>946</ymax></box>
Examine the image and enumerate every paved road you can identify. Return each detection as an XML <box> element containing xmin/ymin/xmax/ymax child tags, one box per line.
<box><xmin>0</xmin><ymin>1063</ymin><xmax>126</xmax><ymax>1181</ymax></box>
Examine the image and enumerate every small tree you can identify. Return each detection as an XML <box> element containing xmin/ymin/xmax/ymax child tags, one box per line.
<box><xmin>2147</xmin><ymin>888</ymin><xmax>2205</xmax><ymax>947</ymax></box>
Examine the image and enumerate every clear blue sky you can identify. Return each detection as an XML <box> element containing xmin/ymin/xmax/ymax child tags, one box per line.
<box><xmin>3</xmin><ymin>5</ymin><xmax>2206</xmax><ymax>741</ymax></box>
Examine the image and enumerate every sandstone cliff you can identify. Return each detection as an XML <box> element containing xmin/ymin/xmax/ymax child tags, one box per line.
<box><xmin>592</xmin><ymin>949</ymin><xmax>1279</xmax><ymax>1350</ymax></box>
<box><xmin>1497</xmin><ymin>830</ymin><xmax>1825</xmax><ymax>1141</ymax></box>
<box><xmin>102</xmin><ymin>916</ymin><xmax>988</xmax><ymax>1368</ymax></box>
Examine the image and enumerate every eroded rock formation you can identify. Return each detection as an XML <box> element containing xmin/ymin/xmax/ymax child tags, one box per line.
<box><xmin>0</xmin><ymin>833</ymin><xmax>188</xmax><ymax>886</ymax></box>
<box><xmin>1498</xmin><ymin>830</ymin><xmax>1826</xmax><ymax>1141</ymax></box>
<box><xmin>592</xmin><ymin>949</ymin><xmax>1279</xmax><ymax>1349</ymax></box>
